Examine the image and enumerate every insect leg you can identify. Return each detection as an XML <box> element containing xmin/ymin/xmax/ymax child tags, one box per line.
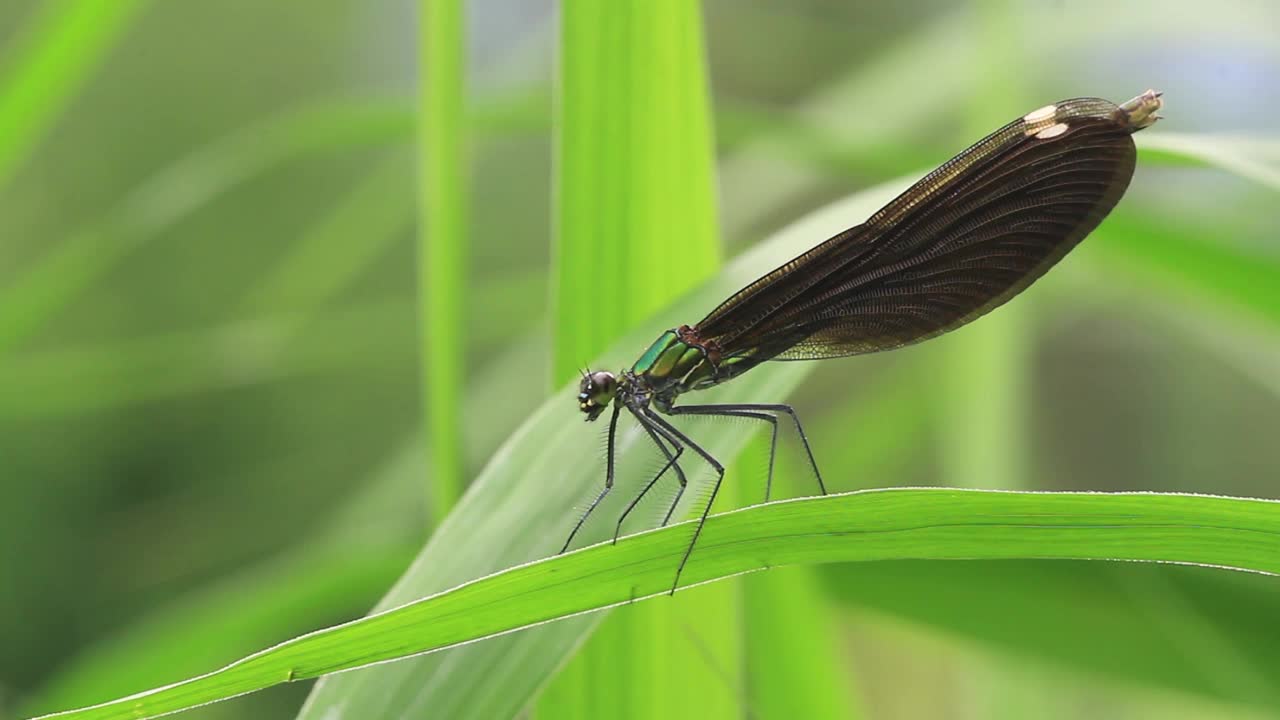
<box><xmin>642</xmin><ymin>408</ymin><xmax>725</xmax><ymax>594</ymax></box>
<box><xmin>667</xmin><ymin>405</ymin><xmax>779</xmax><ymax>502</ymax></box>
<box><xmin>560</xmin><ymin>401</ymin><xmax>623</xmax><ymax>554</ymax></box>
<box><xmin>613</xmin><ymin>408</ymin><xmax>687</xmax><ymax>543</ymax></box>
<box><xmin>672</xmin><ymin>402</ymin><xmax>825</xmax><ymax>497</ymax></box>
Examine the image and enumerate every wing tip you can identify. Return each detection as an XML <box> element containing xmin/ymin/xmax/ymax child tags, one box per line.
<box><xmin>1116</xmin><ymin>89</ymin><xmax>1164</xmax><ymax>132</ymax></box>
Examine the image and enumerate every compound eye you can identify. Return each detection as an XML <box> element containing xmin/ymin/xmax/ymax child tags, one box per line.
<box><xmin>576</xmin><ymin>370</ymin><xmax>617</xmax><ymax>419</ymax></box>
<box><xmin>588</xmin><ymin>372</ymin><xmax>615</xmax><ymax>393</ymax></box>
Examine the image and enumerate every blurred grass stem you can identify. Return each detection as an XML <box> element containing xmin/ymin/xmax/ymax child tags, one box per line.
<box><xmin>419</xmin><ymin>0</ymin><xmax>468</xmax><ymax>522</ymax></box>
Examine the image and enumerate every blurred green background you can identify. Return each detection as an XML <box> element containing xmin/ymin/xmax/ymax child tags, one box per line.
<box><xmin>2</xmin><ymin>1</ymin><xmax>1278</xmax><ymax>719</ymax></box>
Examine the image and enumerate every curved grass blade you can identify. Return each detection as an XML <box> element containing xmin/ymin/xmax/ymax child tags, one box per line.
<box><xmin>30</xmin><ymin>489</ymin><xmax>1280</xmax><ymax>720</ymax></box>
<box><xmin>1139</xmin><ymin>133</ymin><xmax>1280</xmax><ymax>192</ymax></box>
<box><xmin>1089</xmin><ymin>211</ymin><xmax>1280</xmax><ymax>332</ymax></box>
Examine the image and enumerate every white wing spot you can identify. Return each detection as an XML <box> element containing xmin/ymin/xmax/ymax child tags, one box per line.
<box><xmin>1034</xmin><ymin>122</ymin><xmax>1069</xmax><ymax>140</ymax></box>
<box><xmin>1023</xmin><ymin>104</ymin><xmax>1057</xmax><ymax>124</ymax></box>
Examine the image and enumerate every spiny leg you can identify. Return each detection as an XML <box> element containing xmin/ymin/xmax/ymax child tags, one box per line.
<box><xmin>646</xmin><ymin>417</ymin><xmax>693</xmax><ymax>527</ymax></box>
<box><xmin>613</xmin><ymin>410</ymin><xmax>687</xmax><ymax>544</ymax></box>
<box><xmin>560</xmin><ymin>402</ymin><xmax>622</xmax><ymax>554</ymax></box>
<box><xmin>673</xmin><ymin>402</ymin><xmax>826</xmax><ymax>496</ymax></box>
<box><xmin>668</xmin><ymin>405</ymin><xmax>778</xmax><ymax>502</ymax></box>
<box><xmin>642</xmin><ymin>408</ymin><xmax>725</xmax><ymax>594</ymax></box>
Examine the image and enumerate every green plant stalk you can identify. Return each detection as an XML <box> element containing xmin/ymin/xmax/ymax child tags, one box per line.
<box><xmin>549</xmin><ymin>0</ymin><xmax>720</xmax><ymax>386</ymax></box>
<box><xmin>31</xmin><ymin>489</ymin><xmax>1280</xmax><ymax>720</ymax></box>
<box><xmin>419</xmin><ymin>0</ymin><xmax>468</xmax><ymax>522</ymax></box>
<box><xmin>541</xmin><ymin>1</ymin><xmax>732</xmax><ymax>716</ymax></box>
<box><xmin>0</xmin><ymin>0</ymin><xmax>148</xmax><ymax>190</ymax></box>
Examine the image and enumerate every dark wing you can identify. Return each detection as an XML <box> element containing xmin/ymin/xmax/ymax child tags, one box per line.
<box><xmin>694</xmin><ymin>96</ymin><xmax>1142</xmax><ymax>362</ymax></box>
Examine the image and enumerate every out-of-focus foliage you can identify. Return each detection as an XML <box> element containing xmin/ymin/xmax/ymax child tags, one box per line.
<box><xmin>2</xmin><ymin>1</ymin><xmax>1278</xmax><ymax>719</ymax></box>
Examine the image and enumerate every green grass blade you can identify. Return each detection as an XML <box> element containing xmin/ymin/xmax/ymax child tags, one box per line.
<box><xmin>419</xmin><ymin>0</ymin><xmax>468</xmax><ymax>520</ymax></box>
<box><xmin>549</xmin><ymin>0</ymin><xmax>719</xmax><ymax>386</ymax></box>
<box><xmin>541</xmin><ymin>1</ymin><xmax>735</xmax><ymax>716</ymax></box>
<box><xmin>0</xmin><ymin>0</ymin><xmax>148</xmax><ymax>189</ymax></box>
<box><xmin>30</xmin><ymin>489</ymin><xmax>1280</xmax><ymax>720</ymax></box>
<box><xmin>1139</xmin><ymin>133</ymin><xmax>1280</xmax><ymax>192</ymax></box>
<box><xmin>1123</xmin><ymin>134</ymin><xmax>1280</xmax><ymax>333</ymax></box>
<box><xmin>1088</xmin><ymin>210</ymin><xmax>1280</xmax><ymax>331</ymax></box>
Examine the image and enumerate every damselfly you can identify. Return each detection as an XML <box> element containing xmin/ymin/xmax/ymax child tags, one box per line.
<box><xmin>566</xmin><ymin>90</ymin><xmax>1164</xmax><ymax>592</ymax></box>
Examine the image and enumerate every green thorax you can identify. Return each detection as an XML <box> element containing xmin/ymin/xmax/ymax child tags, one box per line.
<box><xmin>631</xmin><ymin>327</ymin><xmax>744</xmax><ymax>397</ymax></box>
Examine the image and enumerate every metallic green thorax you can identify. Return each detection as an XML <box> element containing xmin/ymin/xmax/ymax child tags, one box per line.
<box><xmin>630</xmin><ymin>327</ymin><xmax>760</xmax><ymax>401</ymax></box>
